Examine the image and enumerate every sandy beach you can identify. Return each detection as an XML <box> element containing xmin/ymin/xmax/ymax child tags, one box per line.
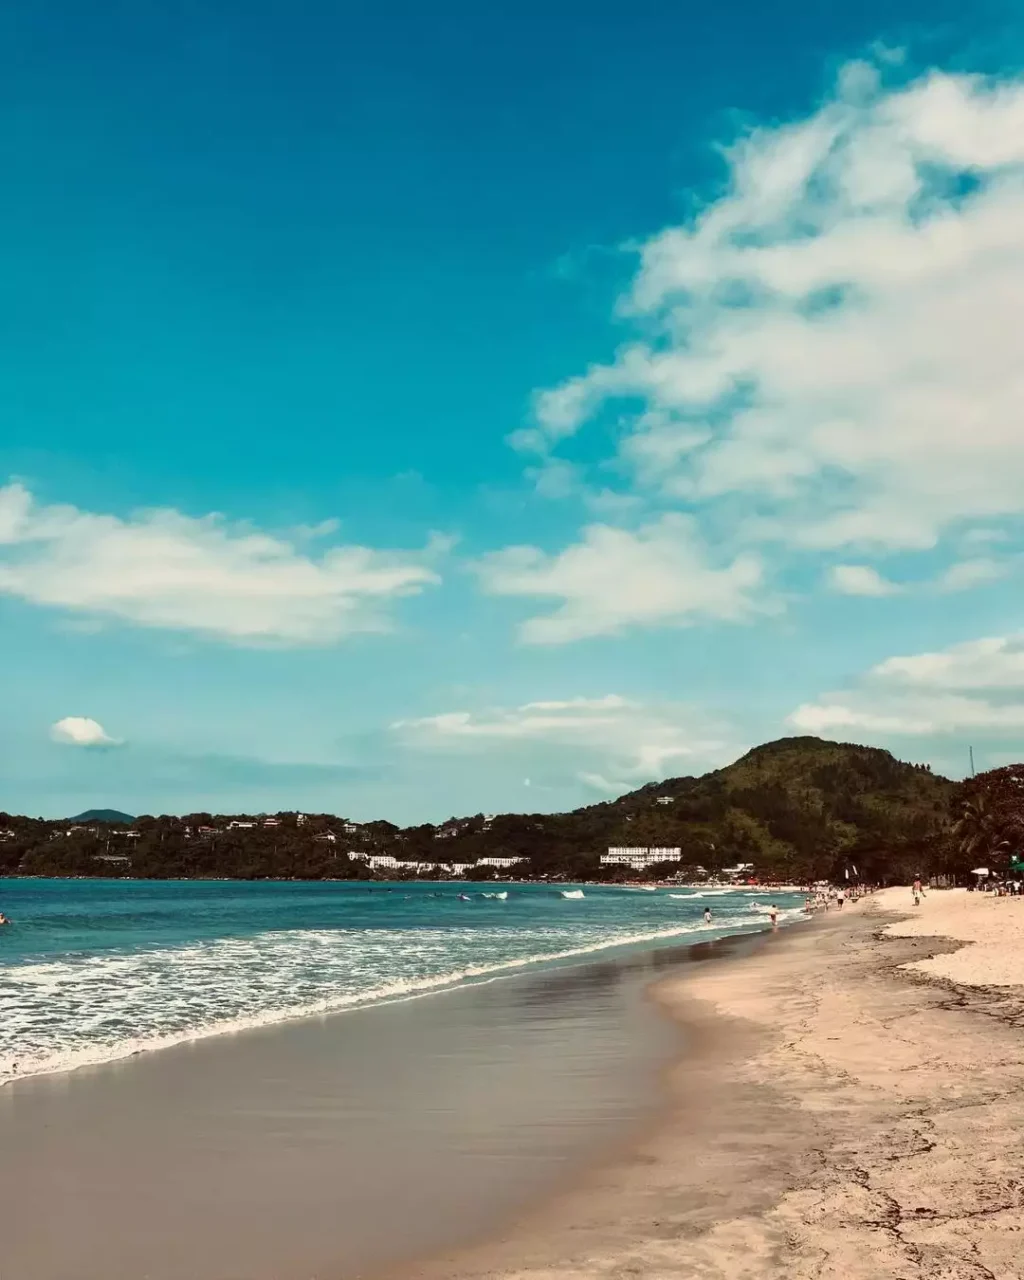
<box><xmin>0</xmin><ymin>933</ymin><xmax>688</xmax><ymax>1280</ymax></box>
<box><xmin>396</xmin><ymin>889</ymin><xmax>1024</xmax><ymax>1280</ymax></box>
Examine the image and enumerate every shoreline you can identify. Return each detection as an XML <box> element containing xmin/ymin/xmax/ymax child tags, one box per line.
<box><xmin>388</xmin><ymin>890</ymin><xmax>1024</xmax><ymax>1280</ymax></box>
<box><xmin>1</xmin><ymin>880</ymin><xmax>800</xmax><ymax>1090</ymax></box>
<box><xmin>1</xmin><ymin>923</ymin><xmax>774</xmax><ymax>1280</ymax></box>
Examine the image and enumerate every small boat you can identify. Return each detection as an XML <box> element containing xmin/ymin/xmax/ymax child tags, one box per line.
<box><xmin>559</xmin><ymin>889</ymin><xmax>585</xmax><ymax>899</ymax></box>
<box><xmin>458</xmin><ymin>893</ymin><xmax>471</xmax><ymax>901</ymax></box>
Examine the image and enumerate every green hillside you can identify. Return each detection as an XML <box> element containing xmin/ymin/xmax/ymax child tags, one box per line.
<box><xmin>575</xmin><ymin>736</ymin><xmax>952</xmax><ymax>882</ymax></box>
<box><xmin>2</xmin><ymin>737</ymin><xmax>956</xmax><ymax>883</ymax></box>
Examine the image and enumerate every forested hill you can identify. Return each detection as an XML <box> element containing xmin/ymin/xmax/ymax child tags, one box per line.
<box><xmin>583</xmin><ymin>736</ymin><xmax>953</xmax><ymax>882</ymax></box>
<box><xmin>0</xmin><ymin>737</ymin><xmax>955</xmax><ymax>883</ymax></box>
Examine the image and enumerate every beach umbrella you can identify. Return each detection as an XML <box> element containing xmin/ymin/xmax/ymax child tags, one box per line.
<box><xmin>971</xmin><ymin>867</ymin><xmax>989</xmax><ymax>876</ymax></box>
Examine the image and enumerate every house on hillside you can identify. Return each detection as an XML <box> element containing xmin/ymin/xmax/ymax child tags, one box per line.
<box><xmin>601</xmin><ymin>847</ymin><xmax>683</xmax><ymax>870</ymax></box>
<box><xmin>723</xmin><ymin>862</ymin><xmax>755</xmax><ymax>882</ymax></box>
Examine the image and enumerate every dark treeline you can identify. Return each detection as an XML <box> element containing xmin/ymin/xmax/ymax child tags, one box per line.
<box><xmin>1</xmin><ymin>737</ymin><xmax>1019</xmax><ymax>884</ymax></box>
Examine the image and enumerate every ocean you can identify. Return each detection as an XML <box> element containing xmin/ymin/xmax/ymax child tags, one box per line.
<box><xmin>0</xmin><ymin>877</ymin><xmax>805</xmax><ymax>1087</ymax></box>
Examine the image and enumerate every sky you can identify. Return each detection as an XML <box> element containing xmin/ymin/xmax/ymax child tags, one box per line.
<box><xmin>3</xmin><ymin>0</ymin><xmax>1024</xmax><ymax>821</ymax></box>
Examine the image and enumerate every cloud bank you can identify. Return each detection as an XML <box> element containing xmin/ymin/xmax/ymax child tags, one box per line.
<box><xmin>0</xmin><ymin>483</ymin><xmax>442</xmax><ymax>644</ymax></box>
<box><xmin>476</xmin><ymin>516</ymin><xmax>764</xmax><ymax>643</ymax></box>
<box><xmin>500</xmin><ymin>60</ymin><xmax>1024</xmax><ymax>639</ymax></box>
<box><xmin>790</xmin><ymin>636</ymin><xmax>1024</xmax><ymax>737</ymax></box>
<box><xmin>395</xmin><ymin>694</ymin><xmax>734</xmax><ymax>791</ymax></box>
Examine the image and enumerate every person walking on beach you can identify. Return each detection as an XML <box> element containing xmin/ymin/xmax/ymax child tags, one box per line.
<box><xmin>703</xmin><ymin>906</ymin><xmax>713</xmax><ymax>925</ymax></box>
<box><xmin>836</xmin><ymin>889</ymin><xmax>845</xmax><ymax>909</ymax></box>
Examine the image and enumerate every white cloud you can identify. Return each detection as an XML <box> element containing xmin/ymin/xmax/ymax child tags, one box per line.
<box><xmin>789</xmin><ymin>635</ymin><xmax>1024</xmax><ymax>737</ymax></box>
<box><xmin>935</xmin><ymin>557</ymin><xmax>1007</xmax><ymax>592</ymax></box>
<box><xmin>395</xmin><ymin>694</ymin><xmax>734</xmax><ymax>788</ymax></box>
<box><xmin>523</xmin><ymin>61</ymin><xmax>1024</xmax><ymax>578</ymax></box>
<box><xmin>0</xmin><ymin>483</ymin><xmax>442</xmax><ymax>644</ymax></box>
<box><xmin>827</xmin><ymin>564</ymin><xmax>901</xmax><ymax>596</ymax></box>
<box><xmin>475</xmin><ymin>515</ymin><xmax>765</xmax><ymax>643</ymax></box>
<box><xmin>51</xmin><ymin>717</ymin><xmax>121</xmax><ymax>748</ymax></box>
<box><xmin>872</xmin><ymin>636</ymin><xmax>1024</xmax><ymax>690</ymax></box>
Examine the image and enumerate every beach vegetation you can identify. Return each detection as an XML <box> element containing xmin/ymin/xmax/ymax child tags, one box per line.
<box><xmin>0</xmin><ymin>736</ymin><xmax>976</xmax><ymax>884</ymax></box>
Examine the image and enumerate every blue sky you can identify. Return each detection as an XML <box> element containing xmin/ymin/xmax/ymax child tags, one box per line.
<box><xmin>3</xmin><ymin>0</ymin><xmax>1024</xmax><ymax>820</ymax></box>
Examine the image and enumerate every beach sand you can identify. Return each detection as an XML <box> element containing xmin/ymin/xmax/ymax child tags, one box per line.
<box><xmin>394</xmin><ymin>890</ymin><xmax>1024</xmax><ymax>1280</ymax></box>
<box><xmin>0</xmin><ymin>938</ymin><xmax>688</xmax><ymax>1280</ymax></box>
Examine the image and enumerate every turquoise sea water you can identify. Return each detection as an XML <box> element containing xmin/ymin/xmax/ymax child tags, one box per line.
<box><xmin>0</xmin><ymin>878</ymin><xmax>804</xmax><ymax>1085</ymax></box>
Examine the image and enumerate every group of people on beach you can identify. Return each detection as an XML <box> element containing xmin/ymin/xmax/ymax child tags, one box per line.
<box><xmin>804</xmin><ymin>886</ymin><xmax>852</xmax><ymax>913</ymax></box>
<box><xmin>971</xmin><ymin>879</ymin><xmax>1024</xmax><ymax>896</ymax></box>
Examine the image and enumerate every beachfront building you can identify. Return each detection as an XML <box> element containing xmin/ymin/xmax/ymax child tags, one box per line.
<box><xmin>601</xmin><ymin>847</ymin><xmax>683</xmax><ymax>870</ymax></box>
<box><xmin>475</xmin><ymin>856</ymin><xmax>526</xmax><ymax>869</ymax></box>
<box><xmin>722</xmin><ymin>862</ymin><xmax>755</xmax><ymax>881</ymax></box>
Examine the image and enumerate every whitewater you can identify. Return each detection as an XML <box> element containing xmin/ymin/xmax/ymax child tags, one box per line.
<box><xmin>0</xmin><ymin>879</ymin><xmax>805</xmax><ymax>1086</ymax></box>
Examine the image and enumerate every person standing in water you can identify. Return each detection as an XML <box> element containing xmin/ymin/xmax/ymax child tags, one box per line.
<box><xmin>703</xmin><ymin>906</ymin><xmax>713</xmax><ymax>925</ymax></box>
<box><xmin>769</xmin><ymin>904</ymin><xmax>778</xmax><ymax>929</ymax></box>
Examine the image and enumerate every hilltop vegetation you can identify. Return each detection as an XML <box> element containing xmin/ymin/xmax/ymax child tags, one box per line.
<box><xmin>0</xmin><ymin>737</ymin><xmax>976</xmax><ymax>884</ymax></box>
<box><xmin>68</xmin><ymin>809</ymin><xmax>135</xmax><ymax>824</ymax></box>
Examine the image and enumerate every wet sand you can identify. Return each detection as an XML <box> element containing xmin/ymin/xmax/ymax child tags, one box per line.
<box><xmin>397</xmin><ymin>892</ymin><xmax>1024</xmax><ymax>1280</ymax></box>
<box><xmin>0</xmin><ymin>938</ymin><xmax>754</xmax><ymax>1280</ymax></box>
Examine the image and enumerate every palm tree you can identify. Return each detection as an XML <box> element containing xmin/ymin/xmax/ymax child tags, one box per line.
<box><xmin>953</xmin><ymin>795</ymin><xmax>1009</xmax><ymax>865</ymax></box>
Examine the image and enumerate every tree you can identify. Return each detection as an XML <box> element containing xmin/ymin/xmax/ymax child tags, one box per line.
<box><xmin>952</xmin><ymin>794</ymin><xmax>1009</xmax><ymax>869</ymax></box>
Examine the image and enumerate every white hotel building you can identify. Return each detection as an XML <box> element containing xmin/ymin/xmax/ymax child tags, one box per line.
<box><xmin>600</xmin><ymin>847</ymin><xmax>683</xmax><ymax>871</ymax></box>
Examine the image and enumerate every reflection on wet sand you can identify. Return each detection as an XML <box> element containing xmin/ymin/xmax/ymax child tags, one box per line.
<box><xmin>0</xmin><ymin>934</ymin><xmax>765</xmax><ymax>1280</ymax></box>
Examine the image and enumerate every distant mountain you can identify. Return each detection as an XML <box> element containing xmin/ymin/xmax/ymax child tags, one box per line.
<box><xmin>68</xmin><ymin>809</ymin><xmax>135</xmax><ymax>824</ymax></box>
<box><xmin>3</xmin><ymin>738</ymin><xmax>961</xmax><ymax>883</ymax></box>
<box><xmin>579</xmin><ymin>736</ymin><xmax>953</xmax><ymax>880</ymax></box>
